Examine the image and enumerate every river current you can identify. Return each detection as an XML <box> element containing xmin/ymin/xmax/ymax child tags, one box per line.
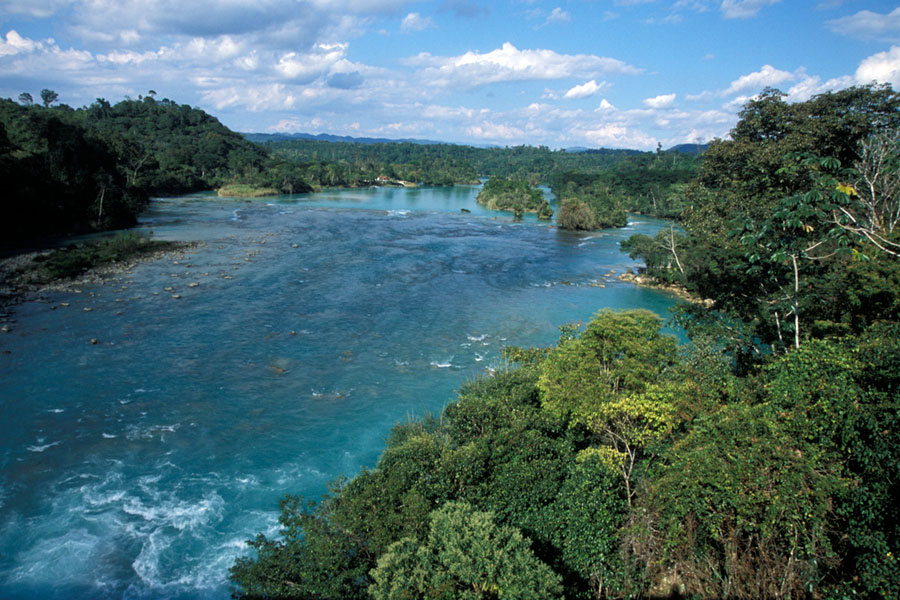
<box><xmin>0</xmin><ymin>184</ymin><xmax>681</xmax><ymax>599</ymax></box>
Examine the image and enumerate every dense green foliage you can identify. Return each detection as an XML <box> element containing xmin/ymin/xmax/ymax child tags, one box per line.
<box><xmin>264</xmin><ymin>138</ymin><xmax>646</xmax><ymax>188</ymax></box>
<box><xmin>1</xmin><ymin>95</ymin><xmax>312</xmax><ymax>242</ymax></box>
<box><xmin>267</xmin><ymin>138</ymin><xmax>698</xmax><ymax>229</ymax></box>
<box><xmin>231</xmin><ymin>313</ymin><xmax>899</xmax><ymax>600</ymax></box>
<box><xmin>369</xmin><ymin>501</ymin><xmax>564</xmax><ymax>600</ymax></box>
<box><xmin>264</xmin><ymin>138</ymin><xmax>481</xmax><ymax>187</ymax></box>
<box><xmin>553</xmin><ymin>183</ymin><xmax>627</xmax><ymax>230</ymax></box>
<box><xmin>624</xmin><ymin>84</ymin><xmax>900</xmax><ymax>353</ymax></box>
<box><xmin>1</xmin><ymin>99</ymin><xmax>149</xmax><ymax>240</ymax></box>
<box><xmin>550</xmin><ymin>150</ymin><xmax>701</xmax><ymax>221</ymax></box>
<box><xmin>232</xmin><ymin>84</ymin><xmax>900</xmax><ymax>600</ymax></box>
<box><xmin>476</xmin><ymin>176</ymin><xmax>552</xmax><ymax>219</ymax></box>
<box><xmin>3</xmin><ymin>88</ymin><xmax>702</xmax><ymax>244</ymax></box>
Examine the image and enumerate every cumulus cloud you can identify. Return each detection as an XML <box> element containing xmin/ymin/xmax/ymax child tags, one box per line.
<box><xmin>401</xmin><ymin>12</ymin><xmax>434</xmax><ymax>32</ymax></box>
<box><xmin>643</xmin><ymin>93</ymin><xmax>676</xmax><ymax>108</ymax></box>
<box><xmin>827</xmin><ymin>7</ymin><xmax>900</xmax><ymax>42</ymax></box>
<box><xmin>0</xmin><ymin>30</ymin><xmax>45</xmax><ymax>56</ymax></box>
<box><xmin>721</xmin><ymin>64</ymin><xmax>795</xmax><ymax>96</ymax></box>
<box><xmin>786</xmin><ymin>73</ymin><xmax>855</xmax><ymax>101</ymax></box>
<box><xmin>407</xmin><ymin>42</ymin><xmax>642</xmax><ymax>89</ymax></box>
<box><xmin>582</xmin><ymin>122</ymin><xmax>657</xmax><ymax>149</ymax></box>
<box><xmin>275</xmin><ymin>43</ymin><xmax>347</xmax><ymax>82</ymax></box>
<box><xmin>564</xmin><ymin>79</ymin><xmax>607</xmax><ymax>99</ymax></box>
<box><xmin>856</xmin><ymin>45</ymin><xmax>900</xmax><ymax>88</ymax></box>
<box><xmin>202</xmin><ymin>83</ymin><xmax>299</xmax><ymax>111</ymax></box>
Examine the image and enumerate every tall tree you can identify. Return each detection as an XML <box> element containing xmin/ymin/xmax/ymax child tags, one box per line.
<box><xmin>40</xmin><ymin>89</ymin><xmax>58</xmax><ymax>107</ymax></box>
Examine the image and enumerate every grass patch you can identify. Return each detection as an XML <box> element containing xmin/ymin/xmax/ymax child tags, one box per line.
<box><xmin>217</xmin><ymin>184</ymin><xmax>280</xmax><ymax>198</ymax></box>
<box><xmin>29</xmin><ymin>233</ymin><xmax>178</xmax><ymax>281</ymax></box>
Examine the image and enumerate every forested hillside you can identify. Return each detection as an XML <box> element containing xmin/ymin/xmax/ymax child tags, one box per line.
<box><xmin>1</xmin><ymin>90</ymin><xmax>704</xmax><ymax>243</ymax></box>
<box><xmin>230</xmin><ymin>85</ymin><xmax>900</xmax><ymax>599</ymax></box>
<box><xmin>0</xmin><ymin>95</ymin><xmax>312</xmax><ymax>242</ymax></box>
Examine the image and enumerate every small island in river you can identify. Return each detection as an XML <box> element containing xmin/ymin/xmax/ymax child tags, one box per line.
<box><xmin>476</xmin><ymin>176</ymin><xmax>553</xmax><ymax>220</ymax></box>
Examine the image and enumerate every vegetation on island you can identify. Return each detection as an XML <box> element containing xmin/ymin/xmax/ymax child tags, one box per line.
<box><xmin>263</xmin><ymin>137</ymin><xmax>700</xmax><ymax>229</ymax></box>
<box><xmin>9</xmin><ymin>232</ymin><xmax>180</xmax><ymax>285</ymax></box>
<box><xmin>476</xmin><ymin>176</ymin><xmax>553</xmax><ymax>220</ymax></box>
<box><xmin>217</xmin><ymin>183</ymin><xmax>281</xmax><ymax>198</ymax></box>
<box><xmin>550</xmin><ymin>148</ymin><xmax>701</xmax><ymax>222</ymax></box>
<box><xmin>230</xmin><ymin>84</ymin><xmax>900</xmax><ymax>600</ymax></box>
<box><xmin>550</xmin><ymin>173</ymin><xmax>628</xmax><ymax>230</ymax></box>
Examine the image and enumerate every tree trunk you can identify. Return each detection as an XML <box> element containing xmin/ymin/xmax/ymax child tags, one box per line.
<box><xmin>791</xmin><ymin>254</ymin><xmax>800</xmax><ymax>349</ymax></box>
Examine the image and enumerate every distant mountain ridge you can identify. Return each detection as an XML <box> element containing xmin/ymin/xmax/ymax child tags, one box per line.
<box><xmin>243</xmin><ymin>131</ymin><xmax>708</xmax><ymax>157</ymax></box>
<box><xmin>667</xmin><ymin>143</ymin><xmax>709</xmax><ymax>154</ymax></box>
<box><xmin>245</xmin><ymin>132</ymin><xmax>665</xmax><ymax>154</ymax></box>
<box><xmin>243</xmin><ymin>132</ymin><xmax>449</xmax><ymax>146</ymax></box>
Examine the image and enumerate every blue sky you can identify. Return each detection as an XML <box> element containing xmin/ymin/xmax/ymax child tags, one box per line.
<box><xmin>1</xmin><ymin>1</ymin><xmax>899</xmax><ymax>149</ymax></box>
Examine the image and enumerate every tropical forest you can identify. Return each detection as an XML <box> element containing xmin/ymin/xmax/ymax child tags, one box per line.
<box><xmin>1</xmin><ymin>83</ymin><xmax>898</xmax><ymax>600</ymax></box>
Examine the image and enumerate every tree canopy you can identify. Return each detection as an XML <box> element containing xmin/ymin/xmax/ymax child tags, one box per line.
<box><xmin>231</xmin><ymin>84</ymin><xmax>900</xmax><ymax>600</ymax></box>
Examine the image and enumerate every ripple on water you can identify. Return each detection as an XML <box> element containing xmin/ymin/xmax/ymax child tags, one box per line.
<box><xmin>0</xmin><ymin>192</ymin><xmax>683</xmax><ymax>600</ymax></box>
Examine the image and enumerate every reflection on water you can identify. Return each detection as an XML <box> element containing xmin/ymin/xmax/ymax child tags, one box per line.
<box><xmin>0</xmin><ymin>186</ymin><xmax>682</xmax><ymax>599</ymax></box>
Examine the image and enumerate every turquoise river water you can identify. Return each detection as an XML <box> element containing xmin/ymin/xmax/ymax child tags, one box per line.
<box><xmin>0</xmin><ymin>184</ymin><xmax>682</xmax><ymax>599</ymax></box>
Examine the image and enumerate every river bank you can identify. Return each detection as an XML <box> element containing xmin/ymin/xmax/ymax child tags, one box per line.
<box><xmin>617</xmin><ymin>270</ymin><xmax>713</xmax><ymax>306</ymax></box>
<box><xmin>0</xmin><ymin>239</ymin><xmax>197</xmax><ymax>316</ymax></box>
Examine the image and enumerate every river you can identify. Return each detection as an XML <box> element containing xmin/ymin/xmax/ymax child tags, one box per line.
<box><xmin>0</xmin><ymin>184</ymin><xmax>681</xmax><ymax>599</ymax></box>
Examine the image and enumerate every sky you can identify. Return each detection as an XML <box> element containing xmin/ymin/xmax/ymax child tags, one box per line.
<box><xmin>1</xmin><ymin>1</ymin><xmax>899</xmax><ymax>150</ymax></box>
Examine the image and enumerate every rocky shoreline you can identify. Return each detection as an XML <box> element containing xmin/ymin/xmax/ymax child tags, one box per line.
<box><xmin>617</xmin><ymin>270</ymin><xmax>713</xmax><ymax>306</ymax></box>
<box><xmin>0</xmin><ymin>242</ymin><xmax>198</xmax><ymax>318</ymax></box>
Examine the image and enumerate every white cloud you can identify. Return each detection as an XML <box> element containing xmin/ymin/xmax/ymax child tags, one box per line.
<box><xmin>786</xmin><ymin>73</ymin><xmax>855</xmax><ymax>101</ymax></box>
<box><xmin>582</xmin><ymin>122</ymin><xmax>657</xmax><ymax>149</ymax></box>
<box><xmin>686</xmin><ymin>90</ymin><xmax>714</xmax><ymax>102</ymax></box>
<box><xmin>202</xmin><ymin>83</ymin><xmax>301</xmax><ymax>111</ymax></box>
<box><xmin>0</xmin><ymin>30</ymin><xmax>44</xmax><ymax>56</ymax></box>
<box><xmin>0</xmin><ymin>0</ymin><xmax>71</xmax><ymax>19</ymax></box>
<box><xmin>546</xmin><ymin>7</ymin><xmax>571</xmax><ymax>24</ymax></box>
<box><xmin>721</xmin><ymin>64</ymin><xmax>795</xmax><ymax>96</ymax></box>
<box><xmin>827</xmin><ymin>7</ymin><xmax>900</xmax><ymax>42</ymax></box>
<box><xmin>722</xmin><ymin>94</ymin><xmax>753</xmax><ymax>111</ymax></box>
<box><xmin>720</xmin><ymin>0</ymin><xmax>781</xmax><ymax>19</ymax></box>
<box><xmin>564</xmin><ymin>79</ymin><xmax>607</xmax><ymax>99</ymax></box>
<box><xmin>669</xmin><ymin>0</ymin><xmax>780</xmax><ymax>19</ymax></box>
<box><xmin>421</xmin><ymin>104</ymin><xmax>486</xmax><ymax>119</ymax></box>
<box><xmin>643</xmin><ymin>93</ymin><xmax>676</xmax><ymax>108</ymax></box>
<box><xmin>856</xmin><ymin>45</ymin><xmax>900</xmax><ymax>88</ymax></box>
<box><xmin>596</xmin><ymin>98</ymin><xmax>616</xmax><ymax>111</ymax></box>
<box><xmin>466</xmin><ymin>121</ymin><xmax>524</xmax><ymax>141</ymax></box>
<box><xmin>401</xmin><ymin>12</ymin><xmax>434</xmax><ymax>32</ymax></box>
<box><xmin>408</xmin><ymin>42</ymin><xmax>642</xmax><ymax>89</ymax></box>
<box><xmin>52</xmin><ymin>0</ymin><xmax>412</xmax><ymax>55</ymax></box>
<box><xmin>275</xmin><ymin>43</ymin><xmax>348</xmax><ymax>82</ymax></box>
